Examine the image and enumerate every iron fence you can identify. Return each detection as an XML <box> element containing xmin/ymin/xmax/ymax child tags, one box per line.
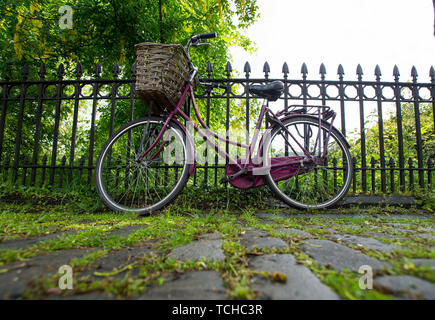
<box><xmin>0</xmin><ymin>61</ymin><xmax>433</xmax><ymax>193</ymax></box>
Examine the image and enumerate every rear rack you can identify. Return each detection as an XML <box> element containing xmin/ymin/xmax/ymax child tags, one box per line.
<box><xmin>276</xmin><ymin>104</ymin><xmax>335</xmax><ymax>121</ymax></box>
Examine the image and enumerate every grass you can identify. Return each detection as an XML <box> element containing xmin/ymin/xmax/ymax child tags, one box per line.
<box><xmin>0</xmin><ymin>183</ymin><xmax>434</xmax><ymax>300</ymax></box>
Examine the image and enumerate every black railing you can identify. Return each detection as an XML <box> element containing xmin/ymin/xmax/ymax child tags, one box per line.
<box><xmin>0</xmin><ymin>61</ymin><xmax>433</xmax><ymax>193</ymax></box>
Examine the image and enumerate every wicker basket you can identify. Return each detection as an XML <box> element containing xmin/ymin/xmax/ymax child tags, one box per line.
<box><xmin>135</xmin><ymin>42</ymin><xmax>196</xmax><ymax>114</ymax></box>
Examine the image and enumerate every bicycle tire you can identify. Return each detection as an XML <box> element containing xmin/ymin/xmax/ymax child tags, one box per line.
<box><xmin>95</xmin><ymin>117</ymin><xmax>191</xmax><ymax>215</ymax></box>
<box><xmin>264</xmin><ymin>116</ymin><xmax>352</xmax><ymax>209</ymax></box>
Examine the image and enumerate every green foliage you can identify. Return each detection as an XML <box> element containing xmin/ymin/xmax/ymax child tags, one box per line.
<box><xmin>1</xmin><ymin>0</ymin><xmax>259</xmax><ymax>78</ymax></box>
<box><xmin>0</xmin><ymin>0</ymin><xmax>260</xmax><ymax>177</ymax></box>
<box><xmin>348</xmin><ymin>101</ymin><xmax>434</xmax><ymax>193</ymax></box>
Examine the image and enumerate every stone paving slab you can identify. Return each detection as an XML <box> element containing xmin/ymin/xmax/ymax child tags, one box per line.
<box><xmin>249</xmin><ymin>254</ymin><xmax>339</xmax><ymax>300</ymax></box>
<box><xmin>0</xmin><ymin>248</ymin><xmax>94</xmax><ymax>299</ymax></box>
<box><xmin>363</xmin><ymin>231</ymin><xmax>401</xmax><ymax>239</ymax></box>
<box><xmin>410</xmin><ymin>259</ymin><xmax>435</xmax><ymax>270</ymax></box>
<box><xmin>240</xmin><ymin>230</ymin><xmax>288</xmax><ymax>251</ymax></box>
<box><xmin>305</xmin><ymin>225</ymin><xmax>336</xmax><ymax>233</ymax></box>
<box><xmin>0</xmin><ymin>224</ymin><xmax>147</xmax><ymax>251</ymax></box>
<box><xmin>138</xmin><ymin>270</ymin><xmax>227</xmax><ymax>300</ymax></box>
<box><xmin>0</xmin><ymin>230</ymin><xmax>79</xmax><ymax>250</ymax></box>
<box><xmin>373</xmin><ymin>275</ymin><xmax>435</xmax><ymax>300</ymax></box>
<box><xmin>274</xmin><ymin>228</ymin><xmax>313</xmax><ymax>238</ymax></box>
<box><xmin>301</xmin><ymin>240</ymin><xmax>390</xmax><ymax>272</ymax></box>
<box><xmin>79</xmin><ymin>245</ymin><xmax>156</xmax><ymax>279</ymax></box>
<box><xmin>258</xmin><ymin>212</ymin><xmax>431</xmax><ymax>220</ymax></box>
<box><xmin>329</xmin><ymin>234</ymin><xmax>402</xmax><ymax>252</ymax></box>
<box><xmin>168</xmin><ymin>235</ymin><xmax>225</xmax><ymax>262</ymax></box>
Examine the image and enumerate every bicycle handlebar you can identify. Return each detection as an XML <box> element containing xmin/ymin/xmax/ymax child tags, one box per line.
<box><xmin>185</xmin><ymin>32</ymin><xmax>217</xmax><ymax>84</ymax></box>
<box><xmin>185</xmin><ymin>32</ymin><xmax>217</xmax><ymax>52</ymax></box>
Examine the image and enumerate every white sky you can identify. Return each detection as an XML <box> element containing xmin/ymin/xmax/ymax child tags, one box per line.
<box><xmin>230</xmin><ymin>0</ymin><xmax>435</xmax><ymax>82</ymax></box>
<box><xmin>227</xmin><ymin>0</ymin><xmax>434</xmax><ymax>135</ymax></box>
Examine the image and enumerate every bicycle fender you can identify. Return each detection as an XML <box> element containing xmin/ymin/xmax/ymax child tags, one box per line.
<box><xmin>274</xmin><ymin>114</ymin><xmax>351</xmax><ymax>149</ymax></box>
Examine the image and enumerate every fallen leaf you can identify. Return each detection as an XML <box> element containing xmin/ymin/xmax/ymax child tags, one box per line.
<box><xmin>271</xmin><ymin>272</ymin><xmax>288</xmax><ymax>283</ymax></box>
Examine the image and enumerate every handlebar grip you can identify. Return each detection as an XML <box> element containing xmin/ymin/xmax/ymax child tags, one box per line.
<box><xmin>191</xmin><ymin>32</ymin><xmax>217</xmax><ymax>41</ymax></box>
<box><xmin>199</xmin><ymin>32</ymin><xmax>217</xmax><ymax>40</ymax></box>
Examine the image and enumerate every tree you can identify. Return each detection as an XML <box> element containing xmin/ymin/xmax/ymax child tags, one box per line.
<box><xmin>0</xmin><ymin>0</ymin><xmax>260</xmax><ymax>171</ymax></box>
<box><xmin>1</xmin><ymin>0</ymin><xmax>259</xmax><ymax>78</ymax></box>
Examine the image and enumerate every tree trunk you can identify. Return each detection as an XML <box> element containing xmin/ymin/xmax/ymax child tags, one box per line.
<box><xmin>159</xmin><ymin>0</ymin><xmax>164</xmax><ymax>43</ymax></box>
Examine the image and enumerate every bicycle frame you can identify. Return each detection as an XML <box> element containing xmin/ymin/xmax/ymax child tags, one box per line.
<box><xmin>136</xmin><ymin>83</ymin><xmax>336</xmax><ymax>177</ymax></box>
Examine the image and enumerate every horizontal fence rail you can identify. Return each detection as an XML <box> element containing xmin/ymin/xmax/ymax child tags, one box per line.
<box><xmin>0</xmin><ymin>61</ymin><xmax>433</xmax><ymax>194</ymax></box>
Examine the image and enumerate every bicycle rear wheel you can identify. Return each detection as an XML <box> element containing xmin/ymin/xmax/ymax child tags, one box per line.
<box><xmin>264</xmin><ymin>116</ymin><xmax>352</xmax><ymax>209</ymax></box>
<box><xmin>95</xmin><ymin>117</ymin><xmax>191</xmax><ymax>215</ymax></box>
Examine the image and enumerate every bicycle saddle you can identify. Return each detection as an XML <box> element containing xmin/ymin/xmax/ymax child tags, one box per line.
<box><xmin>249</xmin><ymin>81</ymin><xmax>284</xmax><ymax>101</ymax></box>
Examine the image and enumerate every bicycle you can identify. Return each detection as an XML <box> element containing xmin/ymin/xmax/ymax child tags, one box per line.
<box><xmin>95</xmin><ymin>32</ymin><xmax>353</xmax><ymax>215</ymax></box>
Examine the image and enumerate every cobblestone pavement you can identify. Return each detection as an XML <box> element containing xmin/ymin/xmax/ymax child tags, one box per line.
<box><xmin>0</xmin><ymin>209</ymin><xmax>434</xmax><ymax>300</ymax></box>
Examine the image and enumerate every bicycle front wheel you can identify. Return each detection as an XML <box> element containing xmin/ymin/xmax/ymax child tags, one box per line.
<box><xmin>264</xmin><ymin>116</ymin><xmax>352</xmax><ymax>209</ymax></box>
<box><xmin>95</xmin><ymin>117</ymin><xmax>191</xmax><ymax>215</ymax></box>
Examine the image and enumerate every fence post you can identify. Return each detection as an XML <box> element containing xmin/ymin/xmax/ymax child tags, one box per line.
<box><xmin>31</xmin><ymin>63</ymin><xmax>46</xmax><ymax>186</ymax></box>
<box><xmin>50</xmin><ymin>63</ymin><xmax>65</xmax><ymax>185</ymax></box>
<box><xmin>12</xmin><ymin>64</ymin><xmax>29</xmax><ymax>183</ymax></box>
<box><xmin>393</xmin><ymin>65</ymin><xmax>405</xmax><ymax>192</ymax></box>
<box><xmin>411</xmin><ymin>66</ymin><xmax>424</xmax><ymax>188</ymax></box>
<box><xmin>356</xmin><ymin>64</ymin><xmax>367</xmax><ymax>192</ymax></box>
<box><xmin>88</xmin><ymin>63</ymin><xmax>101</xmax><ymax>184</ymax></box>
<box><xmin>224</xmin><ymin>61</ymin><xmax>232</xmax><ymax>187</ymax></box>
<box><xmin>370</xmin><ymin>156</ymin><xmax>376</xmax><ymax>193</ymax></box>
<box><xmin>68</xmin><ymin>63</ymin><xmax>83</xmax><ymax>184</ymax></box>
<box><xmin>338</xmin><ymin>64</ymin><xmax>346</xmax><ymax>136</ymax></box>
<box><xmin>389</xmin><ymin>157</ymin><xmax>395</xmax><ymax>193</ymax></box>
<box><xmin>40</xmin><ymin>154</ymin><xmax>47</xmax><ymax>187</ymax></box>
<box><xmin>375</xmin><ymin>65</ymin><xmax>386</xmax><ymax>192</ymax></box>
<box><xmin>0</xmin><ymin>74</ymin><xmax>9</xmax><ymax>164</ymax></box>
<box><xmin>430</xmin><ymin>66</ymin><xmax>435</xmax><ymax>133</ymax></box>
<box><xmin>408</xmin><ymin>158</ymin><xmax>414</xmax><ymax>191</ymax></box>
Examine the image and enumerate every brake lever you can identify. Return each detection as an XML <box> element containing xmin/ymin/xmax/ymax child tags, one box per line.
<box><xmin>191</xmin><ymin>39</ymin><xmax>212</xmax><ymax>47</ymax></box>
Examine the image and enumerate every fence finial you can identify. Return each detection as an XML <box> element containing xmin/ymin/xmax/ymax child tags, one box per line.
<box><xmin>411</xmin><ymin>65</ymin><xmax>418</xmax><ymax>80</ymax></box>
<box><xmin>206</xmin><ymin>61</ymin><xmax>214</xmax><ymax>77</ymax></box>
<box><xmin>337</xmin><ymin>64</ymin><xmax>344</xmax><ymax>80</ymax></box>
<box><xmin>38</xmin><ymin>63</ymin><xmax>46</xmax><ymax>79</ymax></box>
<box><xmin>429</xmin><ymin>66</ymin><xmax>435</xmax><ymax>81</ymax></box>
<box><xmin>76</xmin><ymin>62</ymin><xmax>83</xmax><ymax>78</ymax></box>
<box><xmin>393</xmin><ymin>65</ymin><xmax>400</xmax><ymax>80</ymax></box>
<box><xmin>95</xmin><ymin>63</ymin><xmax>102</xmax><ymax>78</ymax></box>
<box><xmin>225</xmin><ymin>61</ymin><xmax>232</xmax><ymax>77</ymax></box>
<box><xmin>282</xmin><ymin>62</ymin><xmax>289</xmax><ymax>77</ymax></box>
<box><xmin>57</xmin><ymin>63</ymin><xmax>65</xmax><ymax>79</ymax></box>
<box><xmin>356</xmin><ymin>64</ymin><xmax>363</xmax><ymax>79</ymax></box>
<box><xmin>243</xmin><ymin>62</ymin><xmax>251</xmax><ymax>78</ymax></box>
<box><xmin>375</xmin><ymin>64</ymin><xmax>382</xmax><ymax>80</ymax></box>
<box><xmin>301</xmin><ymin>63</ymin><xmax>308</xmax><ymax>78</ymax></box>
<box><xmin>263</xmin><ymin>61</ymin><xmax>270</xmax><ymax>79</ymax></box>
<box><xmin>319</xmin><ymin>63</ymin><xmax>326</xmax><ymax>79</ymax></box>
<box><xmin>113</xmin><ymin>62</ymin><xmax>120</xmax><ymax>78</ymax></box>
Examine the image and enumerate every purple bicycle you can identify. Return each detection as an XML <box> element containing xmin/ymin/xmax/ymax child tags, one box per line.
<box><xmin>95</xmin><ymin>33</ymin><xmax>353</xmax><ymax>215</ymax></box>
